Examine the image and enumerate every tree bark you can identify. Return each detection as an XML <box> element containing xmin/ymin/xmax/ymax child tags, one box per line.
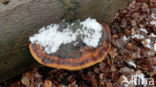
<box><xmin>0</xmin><ymin>0</ymin><xmax>131</xmax><ymax>82</ymax></box>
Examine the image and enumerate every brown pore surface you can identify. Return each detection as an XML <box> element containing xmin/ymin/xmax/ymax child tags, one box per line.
<box><xmin>29</xmin><ymin>23</ymin><xmax>111</xmax><ymax>70</ymax></box>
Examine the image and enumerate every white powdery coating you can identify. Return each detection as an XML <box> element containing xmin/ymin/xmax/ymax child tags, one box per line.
<box><xmin>30</xmin><ymin>24</ymin><xmax>77</xmax><ymax>54</ymax></box>
<box><xmin>128</xmin><ymin>61</ymin><xmax>136</xmax><ymax>68</ymax></box>
<box><xmin>80</xmin><ymin>18</ymin><xmax>102</xmax><ymax>47</ymax></box>
<box><xmin>131</xmin><ymin>34</ymin><xmax>144</xmax><ymax>39</ymax></box>
<box><xmin>142</xmin><ymin>39</ymin><xmax>151</xmax><ymax>49</ymax></box>
<box><xmin>29</xmin><ymin>18</ymin><xmax>102</xmax><ymax>54</ymax></box>
<box><xmin>140</xmin><ymin>28</ymin><xmax>147</xmax><ymax>33</ymax></box>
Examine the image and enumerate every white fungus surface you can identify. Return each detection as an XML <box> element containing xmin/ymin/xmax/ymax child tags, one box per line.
<box><xmin>78</xmin><ymin>18</ymin><xmax>103</xmax><ymax>48</ymax></box>
<box><xmin>29</xmin><ymin>18</ymin><xmax>102</xmax><ymax>54</ymax></box>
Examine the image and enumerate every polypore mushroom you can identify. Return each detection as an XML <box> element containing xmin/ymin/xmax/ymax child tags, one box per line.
<box><xmin>29</xmin><ymin>18</ymin><xmax>111</xmax><ymax>70</ymax></box>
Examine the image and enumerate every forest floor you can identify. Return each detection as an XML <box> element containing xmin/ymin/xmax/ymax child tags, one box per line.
<box><xmin>0</xmin><ymin>0</ymin><xmax>156</xmax><ymax>87</ymax></box>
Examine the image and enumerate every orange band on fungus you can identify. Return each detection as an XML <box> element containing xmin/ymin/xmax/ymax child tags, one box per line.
<box><xmin>29</xmin><ymin>23</ymin><xmax>111</xmax><ymax>70</ymax></box>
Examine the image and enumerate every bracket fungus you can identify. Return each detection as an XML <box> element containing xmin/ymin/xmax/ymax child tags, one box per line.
<box><xmin>29</xmin><ymin>18</ymin><xmax>111</xmax><ymax>70</ymax></box>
